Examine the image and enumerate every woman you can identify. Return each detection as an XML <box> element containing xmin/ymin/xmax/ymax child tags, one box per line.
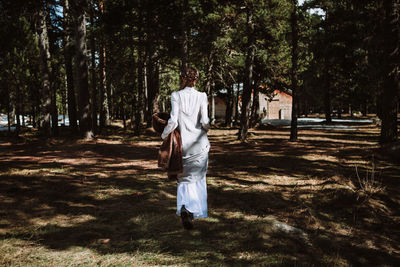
<box><xmin>161</xmin><ymin>66</ymin><xmax>210</xmax><ymax>230</ymax></box>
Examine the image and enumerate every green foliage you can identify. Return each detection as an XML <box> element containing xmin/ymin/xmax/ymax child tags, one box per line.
<box><xmin>0</xmin><ymin>13</ymin><xmax>40</xmax><ymax>115</ymax></box>
<box><xmin>0</xmin><ymin>0</ymin><xmax>398</xmax><ymax>136</ymax></box>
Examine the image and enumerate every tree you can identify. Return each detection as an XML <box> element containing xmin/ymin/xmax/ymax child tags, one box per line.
<box><xmin>36</xmin><ymin>1</ymin><xmax>53</xmax><ymax>136</ymax></box>
<box><xmin>379</xmin><ymin>0</ymin><xmax>399</xmax><ymax>143</ymax></box>
<box><xmin>63</xmin><ymin>0</ymin><xmax>78</xmax><ymax>133</ymax></box>
<box><xmin>98</xmin><ymin>0</ymin><xmax>110</xmax><ymax>129</ymax></box>
<box><xmin>72</xmin><ymin>0</ymin><xmax>93</xmax><ymax>139</ymax></box>
<box><xmin>89</xmin><ymin>1</ymin><xmax>98</xmax><ymax>133</ymax></box>
<box><xmin>238</xmin><ymin>4</ymin><xmax>255</xmax><ymax>142</ymax></box>
<box><xmin>290</xmin><ymin>0</ymin><xmax>299</xmax><ymax>141</ymax></box>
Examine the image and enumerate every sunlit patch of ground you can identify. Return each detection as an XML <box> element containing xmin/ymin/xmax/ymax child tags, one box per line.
<box><xmin>0</xmin><ymin>124</ymin><xmax>399</xmax><ymax>266</ymax></box>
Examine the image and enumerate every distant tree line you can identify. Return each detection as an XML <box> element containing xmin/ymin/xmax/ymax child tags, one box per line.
<box><xmin>0</xmin><ymin>0</ymin><xmax>398</xmax><ymax>143</ymax></box>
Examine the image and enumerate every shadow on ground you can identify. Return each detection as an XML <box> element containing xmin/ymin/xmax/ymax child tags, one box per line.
<box><xmin>0</xmin><ymin>126</ymin><xmax>399</xmax><ymax>265</ymax></box>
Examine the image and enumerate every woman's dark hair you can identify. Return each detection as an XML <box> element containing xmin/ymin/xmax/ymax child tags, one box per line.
<box><xmin>180</xmin><ymin>66</ymin><xmax>199</xmax><ymax>88</ymax></box>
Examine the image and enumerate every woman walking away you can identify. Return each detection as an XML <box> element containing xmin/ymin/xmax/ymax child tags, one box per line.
<box><xmin>161</xmin><ymin>66</ymin><xmax>210</xmax><ymax>230</ymax></box>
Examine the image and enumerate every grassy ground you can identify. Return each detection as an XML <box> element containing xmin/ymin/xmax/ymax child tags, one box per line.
<box><xmin>0</xmin><ymin>123</ymin><xmax>399</xmax><ymax>266</ymax></box>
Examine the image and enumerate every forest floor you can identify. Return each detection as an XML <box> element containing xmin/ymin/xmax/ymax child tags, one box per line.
<box><xmin>0</xmin><ymin>121</ymin><xmax>399</xmax><ymax>266</ymax></box>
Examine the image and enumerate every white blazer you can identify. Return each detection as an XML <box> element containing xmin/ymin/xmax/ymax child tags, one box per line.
<box><xmin>161</xmin><ymin>87</ymin><xmax>210</xmax><ymax>158</ymax></box>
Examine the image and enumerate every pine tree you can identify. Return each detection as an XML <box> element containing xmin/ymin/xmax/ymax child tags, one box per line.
<box><xmin>63</xmin><ymin>0</ymin><xmax>78</xmax><ymax>133</ymax></box>
<box><xmin>36</xmin><ymin>1</ymin><xmax>52</xmax><ymax>136</ymax></box>
<box><xmin>290</xmin><ymin>0</ymin><xmax>299</xmax><ymax>141</ymax></box>
<box><xmin>72</xmin><ymin>0</ymin><xmax>93</xmax><ymax>139</ymax></box>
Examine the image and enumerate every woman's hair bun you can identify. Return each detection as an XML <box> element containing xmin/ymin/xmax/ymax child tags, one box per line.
<box><xmin>181</xmin><ymin>66</ymin><xmax>199</xmax><ymax>82</ymax></box>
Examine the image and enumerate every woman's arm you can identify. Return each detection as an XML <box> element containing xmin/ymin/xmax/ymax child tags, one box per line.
<box><xmin>200</xmin><ymin>93</ymin><xmax>210</xmax><ymax>131</ymax></box>
<box><xmin>161</xmin><ymin>92</ymin><xmax>179</xmax><ymax>139</ymax></box>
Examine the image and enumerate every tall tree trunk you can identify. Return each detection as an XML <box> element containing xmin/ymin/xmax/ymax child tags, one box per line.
<box><xmin>145</xmin><ymin>4</ymin><xmax>159</xmax><ymax>127</ymax></box>
<box><xmin>36</xmin><ymin>2</ymin><xmax>52</xmax><ymax>136</ymax></box>
<box><xmin>238</xmin><ymin>6</ymin><xmax>255</xmax><ymax>142</ymax></box>
<box><xmin>89</xmin><ymin>5</ymin><xmax>98</xmax><ymax>132</ymax></box>
<box><xmin>51</xmin><ymin>73</ymin><xmax>58</xmax><ymax>135</ymax></box>
<box><xmin>20</xmin><ymin>86</ymin><xmax>25</xmax><ymax>127</ymax></box>
<box><xmin>210</xmin><ymin>89</ymin><xmax>215</xmax><ymax>125</ymax></box>
<box><xmin>290</xmin><ymin>0</ymin><xmax>299</xmax><ymax>141</ymax></box>
<box><xmin>107</xmin><ymin>81</ymin><xmax>114</xmax><ymax>120</ymax></box>
<box><xmin>63</xmin><ymin>0</ymin><xmax>78</xmax><ymax>133</ymax></box>
<box><xmin>135</xmin><ymin>2</ymin><xmax>145</xmax><ymax>135</ymax></box>
<box><xmin>135</xmin><ymin>24</ymin><xmax>145</xmax><ymax>135</ymax></box>
<box><xmin>323</xmin><ymin>65</ymin><xmax>332</xmax><ymax>122</ymax></box>
<box><xmin>205</xmin><ymin>52</ymin><xmax>215</xmax><ymax>125</ymax></box>
<box><xmin>146</xmin><ymin>56</ymin><xmax>160</xmax><ymax>127</ymax></box>
<box><xmin>122</xmin><ymin>95</ymin><xmax>126</xmax><ymax>129</ymax></box>
<box><xmin>31</xmin><ymin>102</ymin><xmax>36</xmax><ymax>128</ymax></box>
<box><xmin>380</xmin><ymin>78</ymin><xmax>398</xmax><ymax>143</ymax></box>
<box><xmin>7</xmin><ymin>92</ymin><xmax>11</xmax><ymax>133</ymax></box>
<box><xmin>323</xmin><ymin>7</ymin><xmax>332</xmax><ymax>123</ymax></box>
<box><xmin>130</xmin><ymin>47</ymin><xmax>137</xmax><ymax>129</ymax></box>
<box><xmin>98</xmin><ymin>1</ymin><xmax>109</xmax><ymax>128</ymax></box>
<box><xmin>62</xmin><ymin>75</ymin><xmax>67</xmax><ymax>124</ymax></box>
<box><xmin>99</xmin><ymin>41</ymin><xmax>109</xmax><ymax>128</ymax></box>
<box><xmin>33</xmin><ymin>78</ymin><xmax>41</xmax><ymax>128</ymax></box>
<box><xmin>15</xmin><ymin>86</ymin><xmax>21</xmax><ymax>136</ymax></box>
<box><xmin>250</xmin><ymin>82</ymin><xmax>259</xmax><ymax>127</ymax></box>
<box><xmin>235</xmin><ymin>82</ymin><xmax>240</xmax><ymax>124</ymax></box>
<box><xmin>225</xmin><ymin>84</ymin><xmax>234</xmax><ymax>127</ymax></box>
<box><xmin>73</xmin><ymin>0</ymin><xmax>93</xmax><ymax>139</ymax></box>
<box><xmin>379</xmin><ymin>0</ymin><xmax>399</xmax><ymax>143</ymax></box>
<box><xmin>45</xmin><ymin>1</ymin><xmax>59</xmax><ymax>136</ymax></box>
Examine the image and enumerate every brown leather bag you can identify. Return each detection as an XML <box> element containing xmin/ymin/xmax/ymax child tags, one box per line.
<box><xmin>152</xmin><ymin>113</ymin><xmax>183</xmax><ymax>180</ymax></box>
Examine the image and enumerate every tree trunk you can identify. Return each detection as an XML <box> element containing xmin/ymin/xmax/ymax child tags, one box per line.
<box><xmin>290</xmin><ymin>0</ymin><xmax>299</xmax><ymax>141</ymax></box>
<box><xmin>63</xmin><ymin>0</ymin><xmax>78</xmax><ymax>133</ymax></box>
<box><xmin>225</xmin><ymin>84</ymin><xmax>234</xmax><ymax>127</ymax></box>
<box><xmin>145</xmin><ymin>5</ymin><xmax>159</xmax><ymax>128</ymax></box>
<box><xmin>379</xmin><ymin>0</ymin><xmax>399</xmax><ymax>143</ymax></box>
<box><xmin>36</xmin><ymin>3</ymin><xmax>52</xmax><ymax>136</ymax></box>
<box><xmin>51</xmin><ymin>74</ymin><xmax>58</xmax><ymax>135</ymax></box>
<box><xmin>31</xmin><ymin>102</ymin><xmax>36</xmax><ymax>128</ymax></box>
<box><xmin>205</xmin><ymin>52</ymin><xmax>215</xmax><ymax>125</ymax></box>
<box><xmin>99</xmin><ymin>42</ymin><xmax>110</xmax><ymax>128</ymax></box>
<box><xmin>323</xmin><ymin>6</ymin><xmax>332</xmax><ymax>123</ymax></box>
<box><xmin>62</xmin><ymin>76</ymin><xmax>67</xmax><ymax>125</ymax></box>
<box><xmin>250</xmin><ymin>80</ymin><xmax>259</xmax><ymax>128</ymax></box>
<box><xmin>7</xmin><ymin>94</ymin><xmax>11</xmax><ymax>133</ymax></box>
<box><xmin>20</xmin><ymin>87</ymin><xmax>25</xmax><ymax>127</ymax></box>
<box><xmin>45</xmin><ymin>1</ymin><xmax>59</xmax><ymax>137</ymax></box>
<box><xmin>235</xmin><ymin>82</ymin><xmax>240</xmax><ymax>124</ymax></box>
<box><xmin>33</xmin><ymin>81</ymin><xmax>41</xmax><ymax>128</ymax></box>
<box><xmin>90</xmin><ymin>6</ymin><xmax>98</xmax><ymax>132</ymax></box>
<box><xmin>146</xmin><ymin>56</ymin><xmax>160</xmax><ymax>127</ymax></box>
<box><xmin>73</xmin><ymin>0</ymin><xmax>93</xmax><ymax>139</ymax></box>
<box><xmin>380</xmin><ymin>78</ymin><xmax>398</xmax><ymax>143</ymax></box>
<box><xmin>130</xmin><ymin>47</ymin><xmax>137</xmax><ymax>129</ymax></box>
<box><xmin>15</xmin><ymin>86</ymin><xmax>21</xmax><ymax>136</ymax></box>
<box><xmin>98</xmin><ymin>0</ymin><xmax>109</xmax><ymax>128</ymax></box>
<box><xmin>324</xmin><ymin>68</ymin><xmax>332</xmax><ymax>122</ymax></box>
<box><xmin>238</xmin><ymin>6</ymin><xmax>255</xmax><ymax>142</ymax></box>
<box><xmin>135</xmin><ymin>27</ymin><xmax>145</xmax><ymax>135</ymax></box>
<box><xmin>122</xmin><ymin>95</ymin><xmax>126</xmax><ymax>129</ymax></box>
<box><xmin>210</xmin><ymin>90</ymin><xmax>215</xmax><ymax>125</ymax></box>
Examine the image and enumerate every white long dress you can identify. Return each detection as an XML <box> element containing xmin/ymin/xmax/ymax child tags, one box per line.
<box><xmin>161</xmin><ymin>86</ymin><xmax>210</xmax><ymax>219</ymax></box>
